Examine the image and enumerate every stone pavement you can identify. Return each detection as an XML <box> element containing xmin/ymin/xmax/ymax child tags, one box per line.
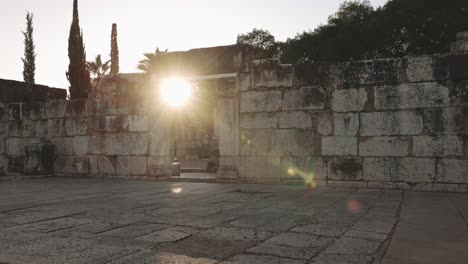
<box><xmin>0</xmin><ymin>178</ymin><xmax>467</xmax><ymax>264</ymax></box>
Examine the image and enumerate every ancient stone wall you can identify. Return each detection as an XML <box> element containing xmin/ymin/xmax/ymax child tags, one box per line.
<box><xmin>234</xmin><ymin>33</ymin><xmax>468</xmax><ymax>192</ymax></box>
<box><xmin>0</xmin><ymin>75</ymin><xmax>175</xmax><ymax>178</ymax></box>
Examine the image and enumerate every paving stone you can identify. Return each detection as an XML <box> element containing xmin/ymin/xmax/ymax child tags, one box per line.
<box><xmin>247</xmin><ymin>242</ymin><xmax>316</xmax><ymax>259</ymax></box>
<box><xmin>324</xmin><ymin>237</ymin><xmax>382</xmax><ymax>254</ymax></box>
<box><xmin>107</xmin><ymin>252</ymin><xmax>218</xmax><ymax>264</ymax></box>
<box><xmin>266</xmin><ymin>232</ymin><xmax>332</xmax><ymax>248</ymax></box>
<box><xmin>224</xmin><ymin>254</ymin><xmax>306</xmax><ymax>264</ymax></box>
<box><xmin>197</xmin><ymin>227</ymin><xmax>274</xmax><ymax>241</ymax></box>
<box><xmin>100</xmin><ymin>222</ymin><xmax>171</xmax><ymax>238</ymax></box>
<box><xmin>344</xmin><ymin>230</ymin><xmax>388</xmax><ymax>240</ymax></box>
<box><xmin>136</xmin><ymin>226</ymin><xmax>195</xmax><ymax>243</ymax></box>
<box><xmin>311</xmin><ymin>254</ymin><xmax>373</xmax><ymax>264</ymax></box>
<box><xmin>292</xmin><ymin>223</ymin><xmax>348</xmax><ymax>237</ymax></box>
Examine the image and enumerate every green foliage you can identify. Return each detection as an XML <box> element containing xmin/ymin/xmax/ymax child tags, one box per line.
<box><xmin>237</xmin><ymin>28</ymin><xmax>279</xmax><ymax>59</ymax></box>
<box><xmin>66</xmin><ymin>0</ymin><xmax>92</xmax><ymax>99</ymax></box>
<box><xmin>87</xmin><ymin>54</ymin><xmax>110</xmax><ymax>88</ymax></box>
<box><xmin>137</xmin><ymin>47</ymin><xmax>168</xmax><ymax>73</ymax></box>
<box><xmin>22</xmin><ymin>12</ymin><xmax>36</xmax><ymax>85</ymax></box>
<box><xmin>240</xmin><ymin>0</ymin><xmax>468</xmax><ymax>64</ymax></box>
<box><xmin>110</xmin><ymin>23</ymin><xmax>119</xmax><ymax>74</ymax></box>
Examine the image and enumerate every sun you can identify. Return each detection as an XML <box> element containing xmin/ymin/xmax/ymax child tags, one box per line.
<box><xmin>160</xmin><ymin>78</ymin><xmax>193</xmax><ymax>107</ymax></box>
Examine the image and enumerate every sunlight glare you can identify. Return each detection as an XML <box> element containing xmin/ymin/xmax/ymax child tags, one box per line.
<box><xmin>160</xmin><ymin>78</ymin><xmax>193</xmax><ymax>107</ymax></box>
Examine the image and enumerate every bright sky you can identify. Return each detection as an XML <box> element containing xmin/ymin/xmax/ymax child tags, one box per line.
<box><xmin>1</xmin><ymin>0</ymin><xmax>387</xmax><ymax>88</ymax></box>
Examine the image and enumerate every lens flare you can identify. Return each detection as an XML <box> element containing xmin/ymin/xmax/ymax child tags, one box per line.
<box><xmin>172</xmin><ymin>188</ymin><xmax>183</xmax><ymax>194</ymax></box>
<box><xmin>160</xmin><ymin>78</ymin><xmax>193</xmax><ymax>107</ymax></box>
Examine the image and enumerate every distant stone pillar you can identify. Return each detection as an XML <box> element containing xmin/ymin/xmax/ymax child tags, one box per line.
<box><xmin>451</xmin><ymin>32</ymin><xmax>468</xmax><ymax>54</ymax></box>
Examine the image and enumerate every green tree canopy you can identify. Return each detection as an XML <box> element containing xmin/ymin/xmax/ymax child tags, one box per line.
<box><xmin>22</xmin><ymin>12</ymin><xmax>36</xmax><ymax>85</ymax></box>
<box><xmin>237</xmin><ymin>28</ymin><xmax>279</xmax><ymax>59</ymax></box>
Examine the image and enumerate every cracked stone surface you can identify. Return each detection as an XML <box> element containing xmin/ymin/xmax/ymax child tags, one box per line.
<box><xmin>0</xmin><ymin>178</ymin><xmax>467</xmax><ymax>264</ymax></box>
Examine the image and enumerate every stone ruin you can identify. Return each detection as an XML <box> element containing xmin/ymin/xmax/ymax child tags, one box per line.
<box><xmin>0</xmin><ymin>32</ymin><xmax>467</xmax><ymax>192</ymax></box>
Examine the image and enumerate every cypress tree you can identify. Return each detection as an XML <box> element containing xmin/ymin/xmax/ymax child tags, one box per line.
<box><xmin>110</xmin><ymin>23</ymin><xmax>119</xmax><ymax>74</ymax></box>
<box><xmin>66</xmin><ymin>0</ymin><xmax>92</xmax><ymax>99</ymax></box>
<box><xmin>22</xmin><ymin>12</ymin><xmax>36</xmax><ymax>85</ymax></box>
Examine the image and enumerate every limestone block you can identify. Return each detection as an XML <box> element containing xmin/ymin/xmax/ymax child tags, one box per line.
<box><xmin>359</xmin><ymin>137</ymin><xmax>409</xmax><ymax>157</ymax></box>
<box><xmin>24</xmin><ymin>142</ymin><xmax>54</xmax><ymax>175</ymax></box>
<box><xmin>331</xmin><ymin>88</ymin><xmax>367</xmax><ymax>112</ymax></box>
<box><xmin>374</xmin><ymin>83</ymin><xmax>450</xmax><ymax>110</ymax></box>
<box><xmin>73</xmin><ymin>136</ymin><xmax>89</xmax><ymax>156</ymax></box>
<box><xmin>7</xmin><ymin>121</ymin><xmax>22</xmax><ymax>137</ymax></box>
<box><xmin>94</xmin><ymin>155</ymin><xmax>116</xmax><ymax>174</ymax></box>
<box><xmin>34</xmin><ymin>120</ymin><xmax>48</xmax><ymax>138</ymax></box>
<box><xmin>47</xmin><ymin>119</ymin><xmax>67</xmax><ymax>137</ymax></box>
<box><xmin>54</xmin><ymin>156</ymin><xmax>74</xmax><ymax>174</ymax></box>
<box><xmin>217</xmin><ymin>99</ymin><xmax>239</xmax><ymax>156</ymax></box>
<box><xmin>219</xmin><ymin>156</ymin><xmax>245</xmax><ymax>178</ymax></box>
<box><xmin>73</xmin><ymin>157</ymin><xmax>90</xmax><ymax>174</ymax></box>
<box><xmin>6</xmin><ymin>138</ymin><xmax>26</xmax><ymax>156</ymax></box>
<box><xmin>46</xmin><ymin>100</ymin><xmax>66</xmax><ymax>119</ymax></box>
<box><xmin>453</xmin><ymin>81</ymin><xmax>468</xmax><ymax>107</ymax></box>
<box><xmin>317</xmin><ymin>112</ymin><xmax>333</xmax><ymax>136</ymax></box>
<box><xmin>66</xmin><ymin>118</ymin><xmax>89</xmax><ymax>136</ymax></box>
<box><xmin>92</xmin><ymin>116</ymin><xmax>127</xmax><ymax>132</ymax></box>
<box><xmin>65</xmin><ymin>99</ymin><xmax>88</xmax><ymax>118</ymax></box>
<box><xmin>253</xmin><ymin>59</ymin><xmax>293</xmax><ymax>88</ymax></box>
<box><xmin>437</xmin><ymin>159</ymin><xmax>468</xmax><ymax>184</ymax></box>
<box><xmin>413</xmin><ymin>136</ymin><xmax>463</xmax><ymax>157</ymax></box>
<box><xmin>334</xmin><ymin>113</ymin><xmax>359</xmax><ymax>136</ymax></box>
<box><xmin>149</xmin><ymin>125</ymin><xmax>174</xmax><ymax>157</ymax></box>
<box><xmin>7</xmin><ymin>104</ymin><xmax>22</xmax><ymax>120</ymax></box>
<box><xmin>0</xmin><ymin>103</ymin><xmax>7</xmax><ymax>121</ymax></box>
<box><xmin>239</xmin><ymin>73</ymin><xmax>252</xmax><ymax>91</ymax></box>
<box><xmin>0</xmin><ymin>137</ymin><xmax>4</xmax><ymax>155</ymax></box>
<box><xmin>8</xmin><ymin>156</ymin><xmax>24</xmax><ymax>173</ymax></box>
<box><xmin>328</xmin><ymin>158</ymin><xmax>363</xmax><ymax>181</ymax></box>
<box><xmin>51</xmin><ymin>137</ymin><xmax>74</xmax><ymax>155</ymax></box>
<box><xmin>360</xmin><ymin>111</ymin><xmax>423</xmax><ymax>136</ymax></box>
<box><xmin>283</xmin><ymin>86</ymin><xmax>327</xmax><ymax>110</ymax></box>
<box><xmin>241</xmin><ymin>129</ymin><xmax>314</xmax><ymax>157</ymax></box>
<box><xmin>148</xmin><ymin>157</ymin><xmax>174</xmax><ymax>176</ymax></box>
<box><xmin>0</xmin><ymin>155</ymin><xmax>7</xmax><ymax>175</ymax></box>
<box><xmin>25</xmin><ymin>102</ymin><xmax>46</xmax><ymax>120</ymax></box>
<box><xmin>245</xmin><ymin>157</ymin><xmax>281</xmax><ymax>179</ymax></box>
<box><xmin>423</xmin><ymin>107</ymin><xmax>468</xmax><ymax>134</ymax></box>
<box><xmin>240</xmin><ymin>113</ymin><xmax>278</xmax><ymax>129</ymax></box>
<box><xmin>322</xmin><ymin>137</ymin><xmax>357</xmax><ymax>156</ymax></box>
<box><xmin>279</xmin><ymin>111</ymin><xmax>312</xmax><ymax>128</ymax></box>
<box><xmin>115</xmin><ymin>156</ymin><xmax>130</xmax><ymax>175</ymax></box>
<box><xmin>131</xmin><ymin>156</ymin><xmax>148</xmax><ymax>176</ymax></box>
<box><xmin>90</xmin><ymin>133</ymin><xmax>149</xmax><ymax>155</ymax></box>
<box><xmin>240</xmin><ymin>91</ymin><xmax>282</xmax><ymax>113</ymax></box>
<box><xmin>406</xmin><ymin>56</ymin><xmax>434</xmax><ymax>82</ymax></box>
<box><xmin>280</xmin><ymin>157</ymin><xmax>327</xmax><ymax>180</ymax></box>
<box><xmin>363</xmin><ymin>157</ymin><xmax>435</xmax><ymax>183</ymax></box>
<box><xmin>127</xmin><ymin>115</ymin><xmax>150</xmax><ymax>132</ymax></box>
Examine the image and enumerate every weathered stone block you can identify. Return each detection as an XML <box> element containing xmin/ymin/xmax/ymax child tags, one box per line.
<box><xmin>239</xmin><ymin>73</ymin><xmax>252</xmax><ymax>91</ymax></box>
<box><xmin>217</xmin><ymin>99</ymin><xmax>239</xmax><ymax>156</ymax></box>
<box><xmin>334</xmin><ymin>113</ymin><xmax>359</xmax><ymax>136</ymax></box>
<box><xmin>219</xmin><ymin>156</ymin><xmax>245</xmax><ymax>178</ymax></box>
<box><xmin>0</xmin><ymin>156</ymin><xmax>7</xmax><ymax>175</ymax></box>
<box><xmin>24</xmin><ymin>142</ymin><xmax>54</xmax><ymax>175</ymax></box>
<box><xmin>6</xmin><ymin>138</ymin><xmax>25</xmax><ymax>156</ymax></box>
<box><xmin>73</xmin><ymin>136</ymin><xmax>89</xmax><ymax>156</ymax></box>
<box><xmin>240</xmin><ymin>113</ymin><xmax>277</xmax><ymax>129</ymax></box>
<box><xmin>66</xmin><ymin>118</ymin><xmax>89</xmax><ymax>136</ymax></box>
<box><xmin>322</xmin><ymin>137</ymin><xmax>357</xmax><ymax>156</ymax></box>
<box><xmin>8</xmin><ymin>156</ymin><xmax>24</xmax><ymax>173</ymax></box>
<box><xmin>283</xmin><ymin>86</ymin><xmax>327</xmax><ymax>110</ymax></box>
<box><xmin>131</xmin><ymin>156</ymin><xmax>148</xmax><ymax>175</ymax></box>
<box><xmin>46</xmin><ymin>100</ymin><xmax>66</xmax><ymax>119</ymax></box>
<box><xmin>54</xmin><ymin>156</ymin><xmax>73</xmax><ymax>174</ymax></box>
<box><xmin>92</xmin><ymin>116</ymin><xmax>127</xmax><ymax>133</ymax></box>
<box><xmin>127</xmin><ymin>115</ymin><xmax>150</xmax><ymax>132</ymax></box>
<box><xmin>423</xmin><ymin>107</ymin><xmax>468</xmax><ymax>134</ymax></box>
<box><xmin>406</xmin><ymin>56</ymin><xmax>434</xmax><ymax>82</ymax></box>
<box><xmin>240</xmin><ymin>91</ymin><xmax>282</xmax><ymax>113</ymax></box>
<box><xmin>148</xmin><ymin>157</ymin><xmax>174</xmax><ymax>177</ymax></box>
<box><xmin>93</xmin><ymin>155</ymin><xmax>116</xmax><ymax>174</ymax></box>
<box><xmin>279</xmin><ymin>111</ymin><xmax>312</xmax><ymax>128</ymax></box>
<box><xmin>343</xmin><ymin>59</ymin><xmax>399</xmax><ymax>85</ymax></box>
<box><xmin>34</xmin><ymin>120</ymin><xmax>48</xmax><ymax>137</ymax></box>
<box><xmin>363</xmin><ymin>157</ymin><xmax>435</xmax><ymax>183</ymax></box>
<box><xmin>0</xmin><ymin>103</ymin><xmax>7</xmax><ymax>121</ymax></box>
<box><xmin>47</xmin><ymin>119</ymin><xmax>67</xmax><ymax>137</ymax></box>
<box><xmin>115</xmin><ymin>156</ymin><xmax>130</xmax><ymax>175</ymax></box>
<box><xmin>241</xmin><ymin>129</ymin><xmax>314</xmax><ymax>157</ymax></box>
<box><xmin>360</xmin><ymin>111</ymin><xmax>423</xmax><ymax>136</ymax></box>
<box><xmin>7</xmin><ymin>104</ymin><xmax>22</xmax><ymax>120</ymax></box>
<box><xmin>253</xmin><ymin>59</ymin><xmax>293</xmax><ymax>88</ymax></box>
<box><xmin>90</xmin><ymin>133</ymin><xmax>149</xmax><ymax>155</ymax></box>
<box><xmin>413</xmin><ymin>136</ymin><xmax>463</xmax><ymax>157</ymax></box>
<box><xmin>280</xmin><ymin>157</ymin><xmax>327</xmax><ymax>180</ymax></box>
<box><xmin>65</xmin><ymin>99</ymin><xmax>88</xmax><ymax>118</ymax></box>
<box><xmin>328</xmin><ymin>158</ymin><xmax>363</xmax><ymax>181</ymax></box>
<box><xmin>73</xmin><ymin>157</ymin><xmax>90</xmax><ymax>174</ymax></box>
<box><xmin>359</xmin><ymin>137</ymin><xmax>409</xmax><ymax>157</ymax></box>
<box><xmin>245</xmin><ymin>157</ymin><xmax>281</xmax><ymax>179</ymax></box>
<box><xmin>437</xmin><ymin>159</ymin><xmax>468</xmax><ymax>184</ymax></box>
<box><xmin>374</xmin><ymin>83</ymin><xmax>450</xmax><ymax>110</ymax></box>
<box><xmin>331</xmin><ymin>88</ymin><xmax>367</xmax><ymax>112</ymax></box>
<box><xmin>24</xmin><ymin>102</ymin><xmax>46</xmax><ymax>120</ymax></box>
<box><xmin>316</xmin><ymin>112</ymin><xmax>333</xmax><ymax>136</ymax></box>
<box><xmin>51</xmin><ymin>137</ymin><xmax>74</xmax><ymax>155</ymax></box>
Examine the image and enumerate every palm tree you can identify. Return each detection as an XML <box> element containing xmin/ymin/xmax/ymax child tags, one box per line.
<box><xmin>137</xmin><ymin>47</ymin><xmax>168</xmax><ymax>73</ymax></box>
<box><xmin>86</xmin><ymin>54</ymin><xmax>110</xmax><ymax>88</ymax></box>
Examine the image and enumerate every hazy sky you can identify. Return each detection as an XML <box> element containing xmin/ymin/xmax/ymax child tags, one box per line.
<box><xmin>1</xmin><ymin>0</ymin><xmax>387</xmax><ymax>88</ymax></box>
